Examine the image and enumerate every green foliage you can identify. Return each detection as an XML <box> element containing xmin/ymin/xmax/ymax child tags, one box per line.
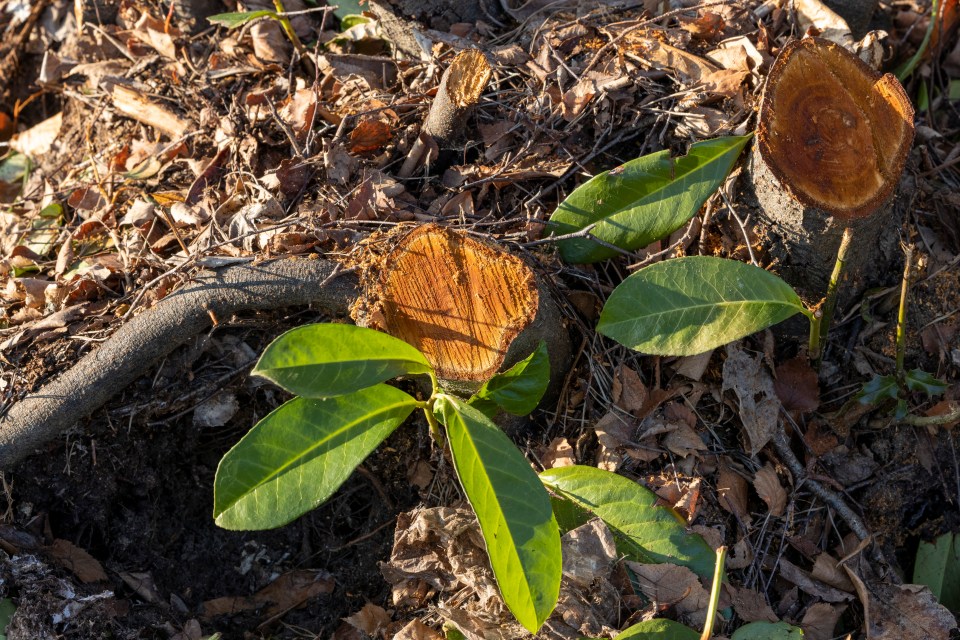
<box><xmin>207</xmin><ymin>10</ymin><xmax>278</xmax><ymax>29</ymax></box>
<box><xmin>858</xmin><ymin>369</ymin><xmax>947</xmax><ymax>419</ymax></box>
<box><xmin>540</xmin><ymin>465</ymin><xmax>716</xmax><ymax>578</ymax></box>
<box><xmin>214</xmin><ymin>386</ymin><xmax>418</xmax><ymax>529</ymax></box>
<box><xmin>598</xmin><ymin>256</ymin><xmax>810</xmax><ymax>356</ymax></box>
<box><xmin>612</xmin><ymin>619</ymin><xmax>700</xmax><ymax>639</ymax></box>
<box><xmin>905</xmin><ymin>369</ymin><xmax>949</xmax><ymax>396</ymax></box>
<box><xmin>339</xmin><ymin>14</ymin><xmax>370</xmax><ymax>30</ymax></box>
<box><xmin>0</xmin><ymin>598</ymin><xmax>14</xmax><ymax>640</ymax></box>
<box><xmin>0</xmin><ymin>152</ymin><xmax>31</xmax><ymax>184</ymax></box>
<box><xmin>469</xmin><ymin>341</ymin><xmax>550</xmax><ymax>417</ymax></box>
<box><xmin>549</xmin><ymin>135</ymin><xmax>751</xmax><ymax>263</ymax></box>
<box><xmin>914</xmin><ymin>532</ymin><xmax>960</xmax><ymax>611</ymax></box>
<box><xmin>252</xmin><ymin>323</ymin><xmax>432</xmax><ymax>398</ymax></box>
<box><xmin>731</xmin><ymin>621</ymin><xmax>804</xmax><ymax>639</ymax></box>
<box><xmin>438</xmin><ymin>394</ymin><xmax>561</xmax><ymax>631</ymax></box>
<box><xmin>215</xmin><ymin>324</ymin><xmax>559</xmax><ymax>632</ymax></box>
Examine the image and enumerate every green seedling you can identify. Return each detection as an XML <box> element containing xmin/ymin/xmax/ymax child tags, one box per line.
<box><xmin>208</xmin><ymin>0</ymin><xmax>305</xmax><ymax>55</ymax></box>
<box><xmin>856</xmin><ymin>244</ymin><xmax>950</xmax><ymax>420</ymax></box>
<box><xmin>213</xmin><ymin>324</ymin><xmax>561</xmax><ymax>633</ymax></box>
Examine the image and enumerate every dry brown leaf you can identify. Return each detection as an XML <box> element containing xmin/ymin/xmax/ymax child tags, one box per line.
<box><xmin>727</xmin><ymin>584</ymin><xmax>777</xmax><ymax>622</ymax></box>
<box><xmin>673</xmin><ymin>350</ymin><xmax>713</xmax><ymax>381</ymax></box>
<box><xmin>46</xmin><ymin>539</ymin><xmax>108</xmax><ymax>583</ymax></box>
<box><xmin>393</xmin><ymin>619</ymin><xmax>443</xmax><ymax>640</ymax></box>
<box><xmin>811</xmin><ymin>553</ymin><xmax>855</xmax><ymax>592</ymax></box>
<box><xmin>778</xmin><ymin>558</ymin><xmax>854</xmax><ymax>603</ymax></box>
<box><xmin>663</xmin><ymin>423</ymin><xmax>706</xmax><ymax>458</ymax></box>
<box><xmin>613</xmin><ymin>365</ymin><xmax>648</xmax><ymax>416</ymax></box>
<box><xmin>542</xmin><ymin>437</ymin><xmax>576</xmax><ymax>469</ymax></box>
<box><xmin>868</xmin><ymin>583</ymin><xmax>957</xmax><ymax>639</ymax></box>
<box><xmin>625</xmin><ymin>562</ymin><xmax>710</xmax><ymax>624</ymax></box>
<box><xmin>561</xmin><ymin>519</ymin><xmax>618</xmax><ymax>587</ymax></box>
<box><xmin>775</xmin><ymin>356</ymin><xmax>820</xmax><ymax>413</ymax></box>
<box><xmin>632</xmin><ymin>36</ymin><xmax>719</xmax><ymax>84</ymax></box>
<box><xmin>726</xmin><ymin>537</ymin><xmax>754</xmax><ymax>570</ymax></box>
<box><xmin>722</xmin><ymin>342</ymin><xmax>779</xmax><ymax>455</ymax></box>
<box><xmin>717</xmin><ymin>463</ymin><xmax>751</xmax><ymax>525</ymax></box>
<box><xmin>801</xmin><ymin>602</ymin><xmax>845</xmax><ymax>640</ymax></box>
<box><xmin>202</xmin><ymin>570</ymin><xmax>334</xmax><ymax>618</ymax></box>
<box><xmin>344</xmin><ymin>602</ymin><xmax>391</xmax><ymax>635</ymax></box>
<box><xmin>753</xmin><ymin>463</ymin><xmax>787</xmax><ymax>516</ymax></box>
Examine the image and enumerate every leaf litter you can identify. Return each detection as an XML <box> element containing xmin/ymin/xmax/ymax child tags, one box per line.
<box><xmin>0</xmin><ymin>0</ymin><xmax>957</xmax><ymax>637</ymax></box>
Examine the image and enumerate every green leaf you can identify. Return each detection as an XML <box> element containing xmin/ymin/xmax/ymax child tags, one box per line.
<box><xmin>905</xmin><ymin>369</ymin><xmax>948</xmax><ymax>397</ymax></box>
<box><xmin>0</xmin><ymin>597</ymin><xmax>15</xmax><ymax>640</ymax></box>
<box><xmin>857</xmin><ymin>374</ymin><xmax>899</xmax><ymax>405</ymax></box>
<box><xmin>23</xmin><ymin>203</ymin><xmax>63</xmax><ymax>257</ymax></box>
<box><xmin>214</xmin><ymin>384</ymin><xmax>418</xmax><ymax>530</ymax></box>
<box><xmin>0</xmin><ymin>152</ymin><xmax>31</xmax><ymax>184</ymax></box>
<box><xmin>614</xmin><ymin>619</ymin><xmax>699</xmax><ymax>640</ymax></box>
<box><xmin>253</xmin><ymin>324</ymin><xmax>433</xmax><ymax>398</ymax></box>
<box><xmin>438</xmin><ymin>394</ymin><xmax>561</xmax><ymax>632</ymax></box>
<box><xmin>913</xmin><ymin>532</ymin><xmax>960</xmax><ymax>611</ymax></box>
<box><xmin>540</xmin><ymin>465</ymin><xmax>715</xmax><ymax>578</ymax></box>
<box><xmin>339</xmin><ymin>14</ymin><xmax>370</xmax><ymax>30</ymax></box>
<box><xmin>469</xmin><ymin>341</ymin><xmax>550</xmax><ymax>416</ymax></box>
<box><xmin>598</xmin><ymin>256</ymin><xmax>808</xmax><ymax>356</ymax></box>
<box><xmin>731</xmin><ymin>621</ymin><xmax>804</xmax><ymax>639</ymax></box>
<box><xmin>549</xmin><ymin>135</ymin><xmax>751</xmax><ymax>263</ymax></box>
<box><xmin>208</xmin><ymin>10</ymin><xmax>278</xmax><ymax>29</ymax></box>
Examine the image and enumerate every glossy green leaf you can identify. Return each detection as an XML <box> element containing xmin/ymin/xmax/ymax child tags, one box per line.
<box><xmin>253</xmin><ymin>324</ymin><xmax>433</xmax><ymax>398</ymax></box>
<box><xmin>614</xmin><ymin>619</ymin><xmax>699</xmax><ymax>640</ymax></box>
<box><xmin>469</xmin><ymin>341</ymin><xmax>550</xmax><ymax>416</ymax></box>
<box><xmin>0</xmin><ymin>597</ymin><xmax>15</xmax><ymax>640</ymax></box>
<box><xmin>857</xmin><ymin>374</ymin><xmax>899</xmax><ymax>405</ymax></box>
<box><xmin>339</xmin><ymin>14</ymin><xmax>370</xmax><ymax>30</ymax></box>
<box><xmin>905</xmin><ymin>369</ymin><xmax>948</xmax><ymax>396</ymax></box>
<box><xmin>540</xmin><ymin>465</ymin><xmax>715</xmax><ymax>578</ymax></box>
<box><xmin>208</xmin><ymin>10</ymin><xmax>277</xmax><ymax>28</ymax></box>
<box><xmin>214</xmin><ymin>384</ymin><xmax>418</xmax><ymax>530</ymax></box>
<box><xmin>598</xmin><ymin>256</ymin><xmax>808</xmax><ymax>356</ymax></box>
<box><xmin>914</xmin><ymin>532</ymin><xmax>960</xmax><ymax>611</ymax></box>
<box><xmin>438</xmin><ymin>394</ymin><xmax>561</xmax><ymax>632</ymax></box>
<box><xmin>731</xmin><ymin>621</ymin><xmax>803</xmax><ymax>639</ymax></box>
<box><xmin>549</xmin><ymin>135</ymin><xmax>751</xmax><ymax>263</ymax></box>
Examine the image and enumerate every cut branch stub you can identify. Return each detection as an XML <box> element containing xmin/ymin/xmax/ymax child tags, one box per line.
<box><xmin>357</xmin><ymin>224</ymin><xmax>539</xmax><ymax>383</ymax></box>
<box><xmin>756</xmin><ymin>37</ymin><xmax>914</xmax><ymax>220</ymax></box>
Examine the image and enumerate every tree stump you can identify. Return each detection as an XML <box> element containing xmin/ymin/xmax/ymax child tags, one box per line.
<box><xmin>745</xmin><ymin>37</ymin><xmax>914</xmax><ymax>308</ymax></box>
<box><xmin>354</xmin><ymin>224</ymin><xmax>570</xmax><ymax>396</ymax></box>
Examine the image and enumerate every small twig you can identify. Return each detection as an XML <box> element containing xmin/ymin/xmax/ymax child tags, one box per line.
<box><xmin>897</xmin><ymin>402</ymin><xmax>960</xmax><ymax>427</ymax></box>
<box><xmin>896</xmin><ymin>244</ymin><xmax>915</xmax><ymax>380</ymax></box>
<box><xmin>771</xmin><ymin>417</ymin><xmax>871</xmax><ymax>541</ymax></box>
<box><xmin>815</xmin><ymin>226</ymin><xmax>854</xmax><ymax>362</ymax></box>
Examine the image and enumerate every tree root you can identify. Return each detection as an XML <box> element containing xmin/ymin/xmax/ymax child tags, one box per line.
<box><xmin>0</xmin><ymin>258</ymin><xmax>359</xmax><ymax>470</ymax></box>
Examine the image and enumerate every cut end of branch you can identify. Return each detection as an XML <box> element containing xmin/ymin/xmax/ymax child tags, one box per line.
<box><xmin>446</xmin><ymin>49</ymin><xmax>492</xmax><ymax>109</ymax></box>
<box><xmin>356</xmin><ymin>224</ymin><xmax>539</xmax><ymax>382</ymax></box>
<box><xmin>756</xmin><ymin>37</ymin><xmax>914</xmax><ymax>220</ymax></box>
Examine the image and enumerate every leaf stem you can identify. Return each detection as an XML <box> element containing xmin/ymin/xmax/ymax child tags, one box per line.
<box><xmin>816</xmin><ymin>226</ymin><xmax>853</xmax><ymax>362</ymax></box>
<box><xmin>272</xmin><ymin>0</ymin><xmax>306</xmax><ymax>55</ymax></box>
<box><xmin>699</xmin><ymin>545</ymin><xmax>727</xmax><ymax>640</ymax></box>
<box><xmin>808</xmin><ymin>309</ymin><xmax>822</xmax><ymax>360</ymax></box>
<box><xmin>896</xmin><ymin>244</ymin><xmax>914</xmax><ymax>381</ymax></box>
<box><xmin>898</xmin><ymin>402</ymin><xmax>960</xmax><ymax>426</ymax></box>
<box><xmin>896</xmin><ymin>0</ymin><xmax>940</xmax><ymax>81</ymax></box>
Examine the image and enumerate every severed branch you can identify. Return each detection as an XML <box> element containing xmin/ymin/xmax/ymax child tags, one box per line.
<box><xmin>0</xmin><ymin>259</ymin><xmax>358</xmax><ymax>470</ymax></box>
<box><xmin>398</xmin><ymin>49</ymin><xmax>491</xmax><ymax>178</ymax></box>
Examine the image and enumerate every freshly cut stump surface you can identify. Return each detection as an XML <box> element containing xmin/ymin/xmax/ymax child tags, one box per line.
<box><xmin>364</xmin><ymin>224</ymin><xmax>539</xmax><ymax>382</ymax></box>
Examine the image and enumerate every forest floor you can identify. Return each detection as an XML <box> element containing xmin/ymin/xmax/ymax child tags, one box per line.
<box><xmin>0</xmin><ymin>0</ymin><xmax>959</xmax><ymax>638</ymax></box>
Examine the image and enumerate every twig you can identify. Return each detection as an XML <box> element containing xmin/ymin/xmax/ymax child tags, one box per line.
<box><xmin>897</xmin><ymin>402</ymin><xmax>960</xmax><ymax>427</ymax></box>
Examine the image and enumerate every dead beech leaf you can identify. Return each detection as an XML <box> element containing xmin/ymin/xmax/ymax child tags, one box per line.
<box><xmin>344</xmin><ymin>602</ymin><xmax>391</xmax><ymax>635</ymax></box>
<box><xmin>727</xmin><ymin>584</ymin><xmax>777</xmax><ymax>622</ymax></box>
<box><xmin>778</xmin><ymin>558</ymin><xmax>853</xmax><ymax>603</ymax></box>
<box><xmin>662</xmin><ymin>423</ymin><xmax>706</xmax><ymax>458</ymax></box>
<box><xmin>723</xmin><ymin>342</ymin><xmax>780</xmax><ymax>455</ymax></box>
<box><xmin>717</xmin><ymin>464</ymin><xmax>751</xmax><ymax>525</ymax></box>
<box><xmin>613</xmin><ymin>365</ymin><xmax>648</xmax><ymax>416</ymax></box>
<box><xmin>394</xmin><ymin>619</ymin><xmax>442</xmax><ymax>640</ymax></box>
<box><xmin>46</xmin><ymin>539</ymin><xmax>108</xmax><ymax>583</ymax></box>
<box><xmin>753</xmin><ymin>463</ymin><xmax>787</xmax><ymax>516</ymax></box>
<box><xmin>542</xmin><ymin>437</ymin><xmax>575</xmax><ymax>469</ymax></box>
<box><xmin>868</xmin><ymin>583</ymin><xmax>957</xmax><ymax>639</ymax></box>
<box><xmin>202</xmin><ymin>570</ymin><xmax>334</xmax><ymax>618</ymax></box>
<box><xmin>633</xmin><ymin>36</ymin><xmax>719</xmax><ymax>84</ymax></box>
<box><xmin>280</xmin><ymin>87</ymin><xmax>319</xmax><ymax>142</ymax></box>
<box><xmin>562</xmin><ymin>519</ymin><xmax>618</xmax><ymax>587</ymax></box>
<box><xmin>349</xmin><ymin>119</ymin><xmax>392</xmax><ymax>154</ymax></box>
<box><xmin>811</xmin><ymin>553</ymin><xmax>855</xmax><ymax>592</ymax></box>
<box><xmin>626</xmin><ymin>562</ymin><xmax>710</xmax><ymax>624</ymax></box>
<box><xmin>801</xmin><ymin>602</ymin><xmax>845</xmax><ymax>640</ymax></box>
<box><xmin>775</xmin><ymin>356</ymin><xmax>820</xmax><ymax>413</ymax></box>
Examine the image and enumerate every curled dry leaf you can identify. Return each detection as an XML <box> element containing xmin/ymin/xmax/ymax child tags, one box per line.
<box><xmin>727</xmin><ymin>584</ymin><xmax>778</xmax><ymax>623</ymax></box>
<box><xmin>344</xmin><ymin>603</ymin><xmax>392</xmax><ymax>636</ymax></box>
<box><xmin>800</xmin><ymin>602</ymin><xmax>845</xmax><ymax>640</ymax></box>
<box><xmin>753</xmin><ymin>463</ymin><xmax>787</xmax><ymax>517</ymax></box>
<box><xmin>542</xmin><ymin>437</ymin><xmax>575</xmax><ymax>469</ymax></box>
<box><xmin>868</xmin><ymin>583</ymin><xmax>958</xmax><ymax>639</ymax></box>
<box><xmin>625</xmin><ymin>562</ymin><xmax>710</xmax><ymax>625</ymax></box>
<box><xmin>349</xmin><ymin>119</ymin><xmax>392</xmax><ymax>154</ymax></box>
<box><xmin>717</xmin><ymin>463</ymin><xmax>751</xmax><ymax>525</ymax></box>
<box><xmin>613</xmin><ymin>365</ymin><xmax>648</xmax><ymax>416</ymax></box>
<box><xmin>722</xmin><ymin>342</ymin><xmax>780</xmax><ymax>455</ymax></box>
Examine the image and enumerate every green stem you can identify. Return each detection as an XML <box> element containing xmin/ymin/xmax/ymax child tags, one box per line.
<box><xmin>808</xmin><ymin>309</ymin><xmax>822</xmax><ymax>361</ymax></box>
<box><xmin>699</xmin><ymin>545</ymin><xmax>727</xmax><ymax>640</ymax></box>
<box><xmin>816</xmin><ymin>226</ymin><xmax>853</xmax><ymax>362</ymax></box>
<box><xmin>273</xmin><ymin>0</ymin><xmax>306</xmax><ymax>55</ymax></box>
<box><xmin>896</xmin><ymin>0</ymin><xmax>941</xmax><ymax>81</ymax></box>
<box><xmin>896</xmin><ymin>244</ymin><xmax>914</xmax><ymax>381</ymax></box>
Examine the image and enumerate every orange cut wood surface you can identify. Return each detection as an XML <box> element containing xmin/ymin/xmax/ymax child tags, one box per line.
<box><xmin>756</xmin><ymin>37</ymin><xmax>914</xmax><ymax>219</ymax></box>
<box><xmin>374</xmin><ymin>224</ymin><xmax>538</xmax><ymax>381</ymax></box>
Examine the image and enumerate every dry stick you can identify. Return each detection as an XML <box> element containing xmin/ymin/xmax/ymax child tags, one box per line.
<box><xmin>0</xmin><ymin>259</ymin><xmax>359</xmax><ymax>470</ymax></box>
<box><xmin>771</xmin><ymin>418</ymin><xmax>871</xmax><ymax>541</ymax></box>
<box><xmin>398</xmin><ymin>49</ymin><xmax>492</xmax><ymax>178</ymax></box>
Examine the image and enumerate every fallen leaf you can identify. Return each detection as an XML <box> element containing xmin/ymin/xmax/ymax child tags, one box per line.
<box><xmin>542</xmin><ymin>437</ymin><xmax>576</xmax><ymax>469</ymax></box>
<box><xmin>801</xmin><ymin>602</ymin><xmax>845</xmax><ymax>640</ymax></box>
<box><xmin>778</xmin><ymin>558</ymin><xmax>853</xmax><ymax>603</ymax></box>
<box><xmin>626</xmin><ymin>562</ymin><xmax>710</xmax><ymax>624</ymax></box>
<box><xmin>349</xmin><ymin>119</ymin><xmax>392</xmax><ymax>154</ymax></box>
<box><xmin>203</xmin><ymin>570</ymin><xmax>334</xmax><ymax>618</ymax></box>
<box><xmin>753</xmin><ymin>463</ymin><xmax>787</xmax><ymax>516</ymax></box>
<box><xmin>723</xmin><ymin>342</ymin><xmax>780</xmax><ymax>455</ymax></box>
<box><xmin>613</xmin><ymin>365</ymin><xmax>648</xmax><ymax>416</ymax></box>
<box><xmin>869</xmin><ymin>583</ymin><xmax>957</xmax><ymax>639</ymax></box>
<box><xmin>717</xmin><ymin>463</ymin><xmax>751</xmax><ymax>525</ymax></box>
<box><xmin>344</xmin><ymin>602</ymin><xmax>391</xmax><ymax>635</ymax></box>
<box><xmin>727</xmin><ymin>584</ymin><xmax>778</xmax><ymax>622</ymax></box>
<box><xmin>811</xmin><ymin>553</ymin><xmax>855</xmax><ymax>592</ymax></box>
<box><xmin>775</xmin><ymin>357</ymin><xmax>820</xmax><ymax>413</ymax></box>
<box><xmin>393</xmin><ymin>619</ymin><xmax>442</xmax><ymax>640</ymax></box>
<box><xmin>46</xmin><ymin>539</ymin><xmax>108</xmax><ymax>583</ymax></box>
<box><xmin>561</xmin><ymin>519</ymin><xmax>618</xmax><ymax>587</ymax></box>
